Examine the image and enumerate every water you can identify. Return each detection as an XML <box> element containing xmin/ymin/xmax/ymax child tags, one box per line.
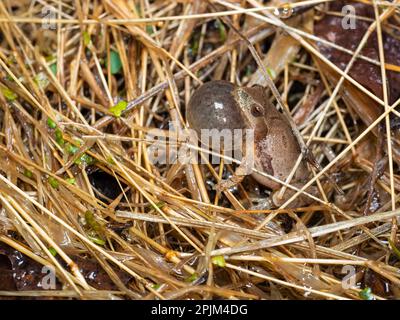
<box><xmin>273</xmin><ymin>4</ymin><xmax>294</xmax><ymax>19</ymax></box>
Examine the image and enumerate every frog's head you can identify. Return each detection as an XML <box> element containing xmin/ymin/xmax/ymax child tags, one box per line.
<box><xmin>234</xmin><ymin>84</ymin><xmax>271</xmax><ymax>130</ymax></box>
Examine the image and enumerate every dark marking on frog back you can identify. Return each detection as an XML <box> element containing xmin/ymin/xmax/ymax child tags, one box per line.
<box><xmin>256</xmin><ymin>138</ymin><xmax>274</xmax><ymax>176</ymax></box>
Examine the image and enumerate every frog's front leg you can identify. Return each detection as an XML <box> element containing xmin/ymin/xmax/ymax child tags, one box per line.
<box><xmin>215</xmin><ymin>154</ymin><xmax>253</xmax><ymax>193</ymax></box>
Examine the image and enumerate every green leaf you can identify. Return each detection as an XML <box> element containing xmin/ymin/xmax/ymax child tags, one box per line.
<box><xmin>389</xmin><ymin>240</ymin><xmax>400</xmax><ymax>260</ymax></box>
<box><xmin>190</xmin><ymin>33</ymin><xmax>201</xmax><ymax>56</ymax></box>
<box><xmin>359</xmin><ymin>287</ymin><xmax>373</xmax><ymax>300</ymax></box>
<box><xmin>109</xmin><ymin>50</ymin><xmax>122</xmax><ymax>74</ymax></box>
<box><xmin>88</xmin><ymin>236</ymin><xmax>105</xmax><ymax>246</ymax></box>
<box><xmin>146</xmin><ymin>25</ymin><xmax>154</xmax><ymax>35</ymax></box>
<box><xmin>211</xmin><ymin>255</ymin><xmax>226</xmax><ymax>267</ymax></box>
<box><xmin>48</xmin><ymin>176</ymin><xmax>59</xmax><ymax>189</ymax></box>
<box><xmin>106</xmin><ymin>156</ymin><xmax>116</xmax><ymax>165</ymax></box>
<box><xmin>74</xmin><ymin>153</ymin><xmax>96</xmax><ymax>166</ymax></box>
<box><xmin>81</xmin><ymin>153</ymin><xmax>96</xmax><ymax>166</ymax></box>
<box><xmin>151</xmin><ymin>283</ymin><xmax>161</xmax><ymax>290</ymax></box>
<box><xmin>74</xmin><ymin>139</ymin><xmax>83</xmax><ymax>147</ymax></box>
<box><xmin>48</xmin><ymin>247</ymin><xmax>57</xmax><ymax>257</ymax></box>
<box><xmin>47</xmin><ymin>118</ymin><xmax>57</xmax><ymax>129</ymax></box>
<box><xmin>84</xmin><ymin>210</ymin><xmax>102</xmax><ymax>232</ymax></box>
<box><xmin>45</xmin><ymin>55</ymin><xmax>56</xmax><ymax>62</ymax></box>
<box><xmin>1</xmin><ymin>87</ymin><xmax>17</xmax><ymax>102</ymax></box>
<box><xmin>135</xmin><ymin>4</ymin><xmax>142</xmax><ymax>17</ymax></box>
<box><xmin>83</xmin><ymin>31</ymin><xmax>91</xmax><ymax>46</ymax></box>
<box><xmin>65</xmin><ymin>177</ymin><xmax>76</xmax><ymax>185</ymax></box>
<box><xmin>216</xmin><ymin>20</ymin><xmax>226</xmax><ymax>42</ymax></box>
<box><xmin>50</xmin><ymin>63</ymin><xmax>57</xmax><ymax>76</ymax></box>
<box><xmin>185</xmin><ymin>273</ymin><xmax>198</xmax><ymax>283</ymax></box>
<box><xmin>54</xmin><ymin>128</ymin><xmax>64</xmax><ymax>146</ymax></box>
<box><xmin>152</xmin><ymin>201</ymin><xmax>165</xmax><ymax>210</ymax></box>
<box><xmin>55</xmin><ymin>128</ymin><xmax>63</xmax><ymax>140</ymax></box>
<box><xmin>65</xmin><ymin>143</ymin><xmax>79</xmax><ymax>155</ymax></box>
<box><xmin>23</xmin><ymin>169</ymin><xmax>33</xmax><ymax>179</ymax></box>
<box><xmin>191</xmin><ymin>41</ymin><xmax>199</xmax><ymax>56</ymax></box>
<box><xmin>266</xmin><ymin>67</ymin><xmax>276</xmax><ymax>79</ymax></box>
<box><xmin>109</xmin><ymin>100</ymin><xmax>127</xmax><ymax>117</ymax></box>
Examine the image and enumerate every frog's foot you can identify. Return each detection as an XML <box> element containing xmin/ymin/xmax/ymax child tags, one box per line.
<box><xmin>216</xmin><ymin>174</ymin><xmax>245</xmax><ymax>193</ymax></box>
<box><xmin>249</xmin><ymin>198</ymin><xmax>274</xmax><ymax>210</ymax></box>
<box><xmin>216</xmin><ymin>156</ymin><xmax>253</xmax><ymax>193</ymax></box>
<box><xmin>216</xmin><ymin>162</ymin><xmax>252</xmax><ymax>192</ymax></box>
<box><xmin>272</xmin><ymin>185</ymin><xmax>319</xmax><ymax>208</ymax></box>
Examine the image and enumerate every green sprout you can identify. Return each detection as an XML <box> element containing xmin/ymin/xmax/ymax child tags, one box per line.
<box><xmin>88</xmin><ymin>236</ymin><xmax>105</xmax><ymax>246</ymax></box>
<box><xmin>216</xmin><ymin>20</ymin><xmax>227</xmax><ymax>42</ymax></box>
<box><xmin>152</xmin><ymin>201</ymin><xmax>165</xmax><ymax>210</ymax></box>
<box><xmin>1</xmin><ymin>87</ymin><xmax>17</xmax><ymax>102</ymax></box>
<box><xmin>54</xmin><ymin>128</ymin><xmax>65</xmax><ymax>146</ymax></box>
<box><xmin>266</xmin><ymin>67</ymin><xmax>276</xmax><ymax>79</ymax></box>
<box><xmin>152</xmin><ymin>283</ymin><xmax>162</xmax><ymax>290</ymax></box>
<box><xmin>109</xmin><ymin>50</ymin><xmax>122</xmax><ymax>74</ymax></box>
<box><xmin>65</xmin><ymin>177</ymin><xmax>76</xmax><ymax>185</ymax></box>
<box><xmin>83</xmin><ymin>31</ymin><xmax>91</xmax><ymax>46</ymax></box>
<box><xmin>389</xmin><ymin>240</ymin><xmax>400</xmax><ymax>260</ymax></box>
<box><xmin>146</xmin><ymin>25</ymin><xmax>154</xmax><ymax>35</ymax></box>
<box><xmin>359</xmin><ymin>287</ymin><xmax>373</xmax><ymax>300</ymax></box>
<box><xmin>47</xmin><ymin>118</ymin><xmax>57</xmax><ymax>129</ymax></box>
<box><xmin>211</xmin><ymin>255</ymin><xmax>226</xmax><ymax>267</ymax></box>
<box><xmin>23</xmin><ymin>169</ymin><xmax>33</xmax><ymax>179</ymax></box>
<box><xmin>85</xmin><ymin>210</ymin><xmax>102</xmax><ymax>232</ymax></box>
<box><xmin>74</xmin><ymin>153</ymin><xmax>96</xmax><ymax>166</ymax></box>
<box><xmin>106</xmin><ymin>156</ymin><xmax>116</xmax><ymax>165</ymax></box>
<box><xmin>48</xmin><ymin>247</ymin><xmax>57</xmax><ymax>257</ymax></box>
<box><xmin>48</xmin><ymin>176</ymin><xmax>59</xmax><ymax>189</ymax></box>
<box><xmin>185</xmin><ymin>273</ymin><xmax>198</xmax><ymax>283</ymax></box>
<box><xmin>50</xmin><ymin>63</ymin><xmax>57</xmax><ymax>76</ymax></box>
<box><xmin>109</xmin><ymin>100</ymin><xmax>127</xmax><ymax>117</ymax></box>
<box><xmin>65</xmin><ymin>143</ymin><xmax>79</xmax><ymax>155</ymax></box>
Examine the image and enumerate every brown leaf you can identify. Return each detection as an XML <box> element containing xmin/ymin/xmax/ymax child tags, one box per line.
<box><xmin>315</xmin><ymin>1</ymin><xmax>400</xmax><ymax>104</ymax></box>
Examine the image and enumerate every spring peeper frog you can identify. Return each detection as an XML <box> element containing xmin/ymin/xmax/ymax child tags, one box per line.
<box><xmin>187</xmin><ymin>80</ymin><xmax>314</xmax><ymax>207</ymax></box>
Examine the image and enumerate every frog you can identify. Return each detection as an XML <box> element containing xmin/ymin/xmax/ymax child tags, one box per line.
<box><xmin>186</xmin><ymin>80</ymin><xmax>316</xmax><ymax>208</ymax></box>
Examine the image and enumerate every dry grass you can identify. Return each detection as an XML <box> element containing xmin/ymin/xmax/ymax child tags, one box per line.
<box><xmin>0</xmin><ymin>0</ymin><xmax>399</xmax><ymax>300</ymax></box>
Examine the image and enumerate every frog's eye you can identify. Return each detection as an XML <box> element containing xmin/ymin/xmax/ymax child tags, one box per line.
<box><xmin>251</xmin><ymin>104</ymin><xmax>264</xmax><ymax>117</ymax></box>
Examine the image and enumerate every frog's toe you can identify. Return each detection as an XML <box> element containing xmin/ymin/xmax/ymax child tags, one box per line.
<box><xmin>215</xmin><ymin>179</ymin><xmax>235</xmax><ymax>193</ymax></box>
<box><xmin>215</xmin><ymin>175</ymin><xmax>244</xmax><ymax>193</ymax></box>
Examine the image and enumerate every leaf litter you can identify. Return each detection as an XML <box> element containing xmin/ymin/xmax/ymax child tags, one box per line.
<box><xmin>0</xmin><ymin>0</ymin><xmax>399</xmax><ymax>300</ymax></box>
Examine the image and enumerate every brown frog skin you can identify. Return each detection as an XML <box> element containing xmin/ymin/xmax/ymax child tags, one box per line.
<box><xmin>187</xmin><ymin>80</ymin><xmax>312</xmax><ymax>206</ymax></box>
